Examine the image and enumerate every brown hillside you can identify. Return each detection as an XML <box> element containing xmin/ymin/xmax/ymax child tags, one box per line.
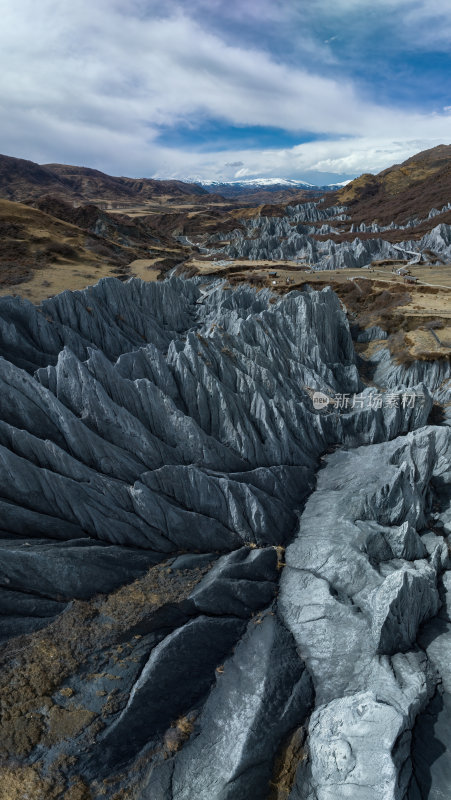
<box><xmin>44</xmin><ymin>163</ymin><xmax>208</xmax><ymax>201</ymax></box>
<box><xmin>0</xmin><ymin>155</ymin><xmax>70</xmax><ymax>202</ymax></box>
<box><xmin>336</xmin><ymin>144</ymin><xmax>451</xmax><ymax>226</ymax></box>
<box><xmin>0</xmin><ymin>198</ymin><xmax>135</xmax><ymax>284</ymax></box>
<box><xmin>0</xmin><ymin>154</ymin><xmax>329</xmax><ymax>210</ymax></box>
<box><xmin>0</xmin><ymin>197</ymin><xmax>189</xmax><ymax>299</ymax></box>
<box><xmin>0</xmin><ymin>154</ymin><xmax>209</xmax><ymax>205</ymax></box>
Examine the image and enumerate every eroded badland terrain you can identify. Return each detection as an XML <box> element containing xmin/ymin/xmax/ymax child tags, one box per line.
<box><xmin>0</xmin><ymin>146</ymin><xmax>450</xmax><ymax>800</ymax></box>
<box><xmin>1</xmin><ymin>146</ymin><xmax>450</xmax><ymax>365</ymax></box>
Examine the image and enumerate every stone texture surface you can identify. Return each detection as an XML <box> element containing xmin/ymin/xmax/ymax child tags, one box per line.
<box><xmin>280</xmin><ymin>426</ymin><xmax>451</xmax><ymax>800</ymax></box>
<box><xmin>0</xmin><ymin>275</ymin><xmax>449</xmax><ymax>799</ymax></box>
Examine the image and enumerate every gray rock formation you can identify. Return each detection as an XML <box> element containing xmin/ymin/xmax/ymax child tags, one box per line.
<box><xmin>280</xmin><ymin>426</ymin><xmax>451</xmax><ymax>799</ymax></box>
<box><xmin>0</xmin><ymin>275</ymin><xmax>449</xmax><ymax>799</ymax></box>
<box><xmin>369</xmin><ymin>346</ymin><xmax>451</xmax><ymax>424</ymax></box>
<box><xmin>354</xmin><ymin>324</ymin><xmax>388</xmax><ymax>342</ymax></box>
<box><xmin>208</xmin><ymin>198</ymin><xmax>451</xmax><ymax>268</ymax></box>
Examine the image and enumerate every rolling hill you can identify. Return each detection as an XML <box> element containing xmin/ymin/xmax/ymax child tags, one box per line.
<box><xmin>0</xmin><ymin>154</ymin><xmax>209</xmax><ymax>205</ymax></box>
<box><xmin>336</xmin><ymin>144</ymin><xmax>451</xmax><ymax>226</ymax></box>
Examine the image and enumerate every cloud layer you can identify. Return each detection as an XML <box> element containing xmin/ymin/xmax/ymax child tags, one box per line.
<box><xmin>0</xmin><ymin>0</ymin><xmax>450</xmax><ymax>181</ymax></box>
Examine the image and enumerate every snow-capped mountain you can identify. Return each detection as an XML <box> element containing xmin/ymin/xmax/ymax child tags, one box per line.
<box><xmin>192</xmin><ymin>177</ymin><xmax>353</xmax><ymax>196</ymax></box>
<box><xmin>198</xmin><ymin>177</ymin><xmax>316</xmax><ymax>188</ymax></box>
<box><xmin>326</xmin><ymin>180</ymin><xmax>352</xmax><ymax>188</ymax></box>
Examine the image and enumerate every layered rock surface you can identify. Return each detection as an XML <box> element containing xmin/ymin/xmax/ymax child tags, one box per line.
<box><xmin>0</xmin><ymin>275</ymin><xmax>449</xmax><ymax>799</ymax></box>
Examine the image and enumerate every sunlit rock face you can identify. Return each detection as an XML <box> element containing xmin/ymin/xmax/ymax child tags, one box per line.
<box><xmin>0</xmin><ymin>275</ymin><xmax>449</xmax><ymax>800</ymax></box>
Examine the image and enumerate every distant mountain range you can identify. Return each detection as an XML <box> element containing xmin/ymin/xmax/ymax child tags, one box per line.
<box><xmin>3</xmin><ymin>146</ymin><xmax>451</xmax><ymax>217</ymax></box>
<box><xmin>196</xmin><ymin>177</ymin><xmax>352</xmax><ymax>197</ymax></box>
<box><xmin>199</xmin><ymin>177</ymin><xmax>316</xmax><ymax>188</ymax></box>
<box><xmin>0</xmin><ymin>154</ymin><xmax>354</xmax><ymax>206</ymax></box>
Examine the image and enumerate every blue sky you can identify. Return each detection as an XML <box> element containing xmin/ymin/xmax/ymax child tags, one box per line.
<box><xmin>0</xmin><ymin>0</ymin><xmax>451</xmax><ymax>183</ymax></box>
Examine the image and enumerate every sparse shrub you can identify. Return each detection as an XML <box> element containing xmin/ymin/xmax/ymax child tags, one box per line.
<box><xmin>164</xmin><ymin>714</ymin><xmax>196</xmax><ymax>753</ymax></box>
<box><xmin>84</xmin><ymin>239</ymin><xmax>112</xmax><ymax>257</ymax></box>
<box><xmin>44</xmin><ymin>241</ymin><xmax>77</xmax><ymax>259</ymax></box>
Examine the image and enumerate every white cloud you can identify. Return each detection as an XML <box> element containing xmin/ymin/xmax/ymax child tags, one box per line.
<box><xmin>0</xmin><ymin>0</ymin><xmax>449</xmax><ymax>179</ymax></box>
<box><xmin>157</xmin><ymin>136</ymin><xmax>446</xmax><ymax>182</ymax></box>
<box><xmin>234</xmin><ymin>167</ymin><xmax>252</xmax><ymax>178</ymax></box>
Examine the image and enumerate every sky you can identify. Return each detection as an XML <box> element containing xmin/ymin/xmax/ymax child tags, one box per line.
<box><xmin>1</xmin><ymin>0</ymin><xmax>451</xmax><ymax>184</ymax></box>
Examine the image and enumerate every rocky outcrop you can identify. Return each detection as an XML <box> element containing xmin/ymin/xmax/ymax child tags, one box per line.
<box><xmin>209</xmin><ymin>199</ymin><xmax>451</xmax><ymax>268</ymax></box>
<box><xmin>280</xmin><ymin>426</ymin><xmax>451</xmax><ymax>799</ymax></box>
<box><xmin>354</xmin><ymin>324</ymin><xmax>388</xmax><ymax>342</ymax></box>
<box><xmin>368</xmin><ymin>347</ymin><xmax>451</xmax><ymax>423</ymax></box>
<box><xmin>0</xmin><ymin>275</ymin><xmax>449</xmax><ymax>799</ymax></box>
